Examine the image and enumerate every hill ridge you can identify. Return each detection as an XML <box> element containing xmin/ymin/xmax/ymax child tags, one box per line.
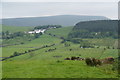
<box><xmin>1</xmin><ymin>15</ymin><xmax>109</xmax><ymax>27</ymax></box>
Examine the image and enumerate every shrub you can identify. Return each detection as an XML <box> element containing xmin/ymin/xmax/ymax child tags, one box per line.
<box><xmin>85</xmin><ymin>58</ymin><xmax>102</xmax><ymax>66</ymax></box>
<box><xmin>13</xmin><ymin>52</ymin><xmax>19</xmax><ymax>56</ymax></box>
<box><xmin>69</xmin><ymin>49</ymin><xmax>72</xmax><ymax>51</ymax></box>
<box><xmin>9</xmin><ymin>55</ymin><xmax>14</xmax><ymax>58</ymax></box>
<box><xmin>28</xmin><ymin>50</ymin><xmax>31</xmax><ymax>52</ymax></box>
<box><xmin>85</xmin><ymin>58</ymin><xmax>94</xmax><ymax>66</ymax></box>
<box><xmin>56</xmin><ymin>60</ymin><xmax>62</xmax><ymax>63</ymax></box>
<box><xmin>25</xmin><ymin>51</ymin><xmax>27</xmax><ymax>53</ymax></box>
<box><xmin>21</xmin><ymin>42</ymin><xmax>24</xmax><ymax>44</ymax></box>
<box><xmin>107</xmin><ymin>46</ymin><xmax>110</xmax><ymax>49</ymax></box>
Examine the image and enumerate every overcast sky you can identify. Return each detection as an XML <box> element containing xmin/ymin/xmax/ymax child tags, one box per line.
<box><xmin>1</xmin><ymin>0</ymin><xmax>119</xmax><ymax>2</ymax></box>
<box><xmin>0</xmin><ymin>1</ymin><xmax>118</xmax><ymax>19</ymax></box>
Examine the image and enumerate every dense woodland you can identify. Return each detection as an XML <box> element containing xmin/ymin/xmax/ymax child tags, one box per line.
<box><xmin>34</xmin><ymin>25</ymin><xmax>62</xmax><ymax>29</ymax></box>
<box><xmin>68</xmin><ymin>20</ymin><xmax>118</xmax><ymax>39</ymax></box>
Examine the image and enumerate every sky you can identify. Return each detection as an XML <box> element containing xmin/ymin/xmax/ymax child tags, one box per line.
<box><xmin>0</xmin><ymin>0</ymin><xmax>119</xmax><ymax>19</ymax></box>
<box><xmin>1</xmin><ymin>0</ymin><xmax>120</xmax><ymax>2</ymax></box>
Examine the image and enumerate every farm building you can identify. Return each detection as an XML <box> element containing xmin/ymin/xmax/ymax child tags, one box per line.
<box><xmin>28</xmin><ymin>29</ymin><xmax>46</xmax><ymax>34</ymax></box>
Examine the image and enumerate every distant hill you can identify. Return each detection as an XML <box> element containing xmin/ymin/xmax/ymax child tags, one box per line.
<box><xmin>1</xmin><ymin>15</ymin><xmax>109</xmax><ymax>27</ymax></box>
<box><xmin>68</xmin><ymin>20</ymin><xmax>118</xmax><ymax>39</ymax></box>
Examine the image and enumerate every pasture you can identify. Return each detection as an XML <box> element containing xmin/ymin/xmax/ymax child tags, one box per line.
<box><xmin>46</xmin><ymin>26</ymin><xmax>73</xmax><ymax>38</ymax></box>
<box><xmin>2</xmin><ymin>25</ymin><xmax>33</xmax><ymax>33</ymax></box>
<box><xmin>1</xmin><ymin>26</ymin><xmax>119</xmax><ymax>78</ymax></box>
<box><xmin>2</xmin><ymin>60</ymin><xmax>118</xmax><ymax>78</ymax></box>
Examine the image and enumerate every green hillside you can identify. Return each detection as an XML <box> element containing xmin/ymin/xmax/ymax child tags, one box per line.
<box><xmin>2</xmin><ymin>15</ymin><xmax>109</xmax><ymax>27</ymax></box>
<box><xmin>3</xmin><ymin>60</ymin><xmax>117</xmax><ymax>78</ymax></box>
<box><xmin>68</xmin><ymin>20</ymin><xmax>118</xmax><ymax>39</ymax></box>
<box><xmin>2</xmin><ymin>25</ymin><xmax>119</xmax><ymax>78</ymax></box>
<box><xmin>74</xmin><ymin>20</ymin><xmax>118</xmax><ymax>32</ymax></box>
<box><xmin>2</xmin><ymin>25</ymin><xmax>33</xmax><ymax>33</ymax></box>
<box><xmin>46</xmin><ymin>26</ymin><xmax>73</xmax><ymax>38</ymax></box>
<box><xmin>2</xmin><ymin>34</ymin><xmax>62</xmax><ymax>57</ymax></box>
<box><xmin>2</xmin><ymin>38</ymin><xmax>118</xmax><ymax>78</ymax></box>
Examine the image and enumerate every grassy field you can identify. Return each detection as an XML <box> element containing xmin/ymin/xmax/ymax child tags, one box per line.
<box><xmin>46</xmin><ymin>26</ymin><xmax>73</xmax><ymax>38</ymax></box>
<box><xmin>2</xmin><ymin>60</ymin><xmax>118</xmax><ymax>78</ymax></box>
<box><xmin>2</xmin><ymin>25</ymin><xmax>33</xmax><ymax>33</ymax></box>
<box><xmin>2</xmin><ymin>34</ymin><xmax>62</xmax><ymax>57</ymax></box>
<box><xmin>2</xmin><ymin>47</ymin><xmax>33</xmax><ymax>57</ymax></box>
<box><xmin>2</xmin><ymin>26</ymin><xmax>119</xmax><ymax>78</ymax></box>
<box><xmin>84</xmin><ymin>38</ymin><xmax>117</xmax><ymax>47</ymax></box>
<box><xmin>0</xmin><ymin>47</ymin><xmax>2</xmax><ymax>79</ymax></box>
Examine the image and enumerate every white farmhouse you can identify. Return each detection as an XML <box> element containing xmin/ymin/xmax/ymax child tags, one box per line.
<box><xmin>28</xmin><ymin>31</ymin><xmax>35</xmax><ymax>34</ymax></box>
<box><xmin>28</xmin><ymin>29</ymin><xmax>46</xmax><ymax>34</ymax></box>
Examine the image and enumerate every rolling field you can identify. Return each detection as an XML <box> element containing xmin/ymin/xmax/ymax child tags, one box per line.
<box><xmin>84</xmin><ymin>38</ymin><xmax>117</xmax><ymax>47</ymax></box>
<box><xmin>46</xmin><ymin>26</ymin><xmax>73</xmax><ymax>38</ymax></box>
<box><xmin>2</xmin><ymin>26</ymin><xmax>119</xmax><ymax>78</ymax></box>
<box><xmin>2</xmin><ymin>25</ymin><xmax>33</xmax><ymax>33</ymax></box>
<box><xmin>2</xmin><ymin>48</ymin><xmax>33</xmax><ymax>57</ymax></box>
<box><xmin>5</xmin><ymin>34</ymin><xmax>62</xmax><ymax>47</ymax></box>
<box><xmin>0</xmin><ymin>47</ymin><xmax>1</xmax><ymax>79</ymax></box>
<box><xmin>3</xmin><ymin>41</ymin><xmax>118</xmax><ymax>61</ymax></box>
<box><xmin>2</xmin><ymin>60</ymin><xmax>118</xmax><ymax>78</ymax></box>
<box><xmin>2</xmin><ymin>34</ymin><xmax>62</xmax><ymax>57</ymax></box>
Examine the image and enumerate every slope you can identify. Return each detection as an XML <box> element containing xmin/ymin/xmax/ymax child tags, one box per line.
<box><xmin>2</xmin><ymin>15</ymin><xmax>109</xmax><ymax>27</ymax></box>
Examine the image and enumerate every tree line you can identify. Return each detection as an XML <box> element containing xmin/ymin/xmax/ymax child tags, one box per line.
<box><xmin>34</xmin><ymin>25</ymin><xmax>62</xmax><ymax>29</ymax></box>
<box><xmin>2</xmin><ymin>44</ymin><xmax>56</xmax><ymax>61</ymax></box>
<box><xmin>68</xmin><ymin>20</ymin><xmax>118</xmax><ymax>39</ymax></box>
<box><xmin>2</xmin><ymin>31</ymin><xmax>42</xmax><ymax>40</ymax></box>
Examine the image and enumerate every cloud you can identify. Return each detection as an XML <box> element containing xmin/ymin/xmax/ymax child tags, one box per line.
<box><xmin>1</xmin><ymin>0</ymin><xmax>119</xmax><ymax>2</ymax></box>
<box><xmin>1</xmin><ymin>2</ymin><xmax>118</xmax><ymax>19</ymax></box>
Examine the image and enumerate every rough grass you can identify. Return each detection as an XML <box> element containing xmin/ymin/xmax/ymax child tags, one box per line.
<box><xmin>2</xmin><ymin>35</ymin><xmax>33</xmax><ymax>45</ymax></box>
<box><xmin>9</xmin><ymin>34</ymin><xmax>62</xmax><ymax>47</ymax></box>
<box><xmin>2</xmin><ymin>60</ymin><xmax>118</xmax><ymax>78</ymax></box>
<box><xmin>46</xmin><ymin>26</ymin><xmax>73</xmax><ymax>38</ymax></box>
<box><xmin>2</xmin><ymin>34</ymin><xmax>62</xmax><ymax>57</ymax></box>
<box><xmin>2</xmin><ymin>25</ymin><xmax>33</xmax><ymax>33</ymax></box>
<box><xmin>2</xmin><ymin>48</ymin><xmax>33</xmax><ymax>57</ymax></box>
<box><xmin>0</xmin><ymin>47</ymin><xmax>2</xmax><ymax>79</ymax></box>
<box><xmin>5</xmin><ymin>42</ymin><xmax>118</xmax><ymax>61</ymax></box>
<box><xmin>2</xmin><ymin>39</ymin><xmax>118</xmax><ymax>78</ymax></box>
<box><xmin>2</xmin><ymin>27</ymin><xmax>119</xmax><ymax>78</ymax></box>
<box><xmin>2</xmin><ymin>37</ymin><xmax>118</xmax><ymax>59</ymax></box>
<box><xmin>84</xmin><ymin>38</ymin><xmax>117</xmax><ymax>47</ymax></box>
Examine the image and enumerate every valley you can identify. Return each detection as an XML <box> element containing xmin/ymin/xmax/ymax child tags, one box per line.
<box><xmin>1</xmin><ymin>23</ymin><xmax>119</xmax><ymax>78</ymax></box>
